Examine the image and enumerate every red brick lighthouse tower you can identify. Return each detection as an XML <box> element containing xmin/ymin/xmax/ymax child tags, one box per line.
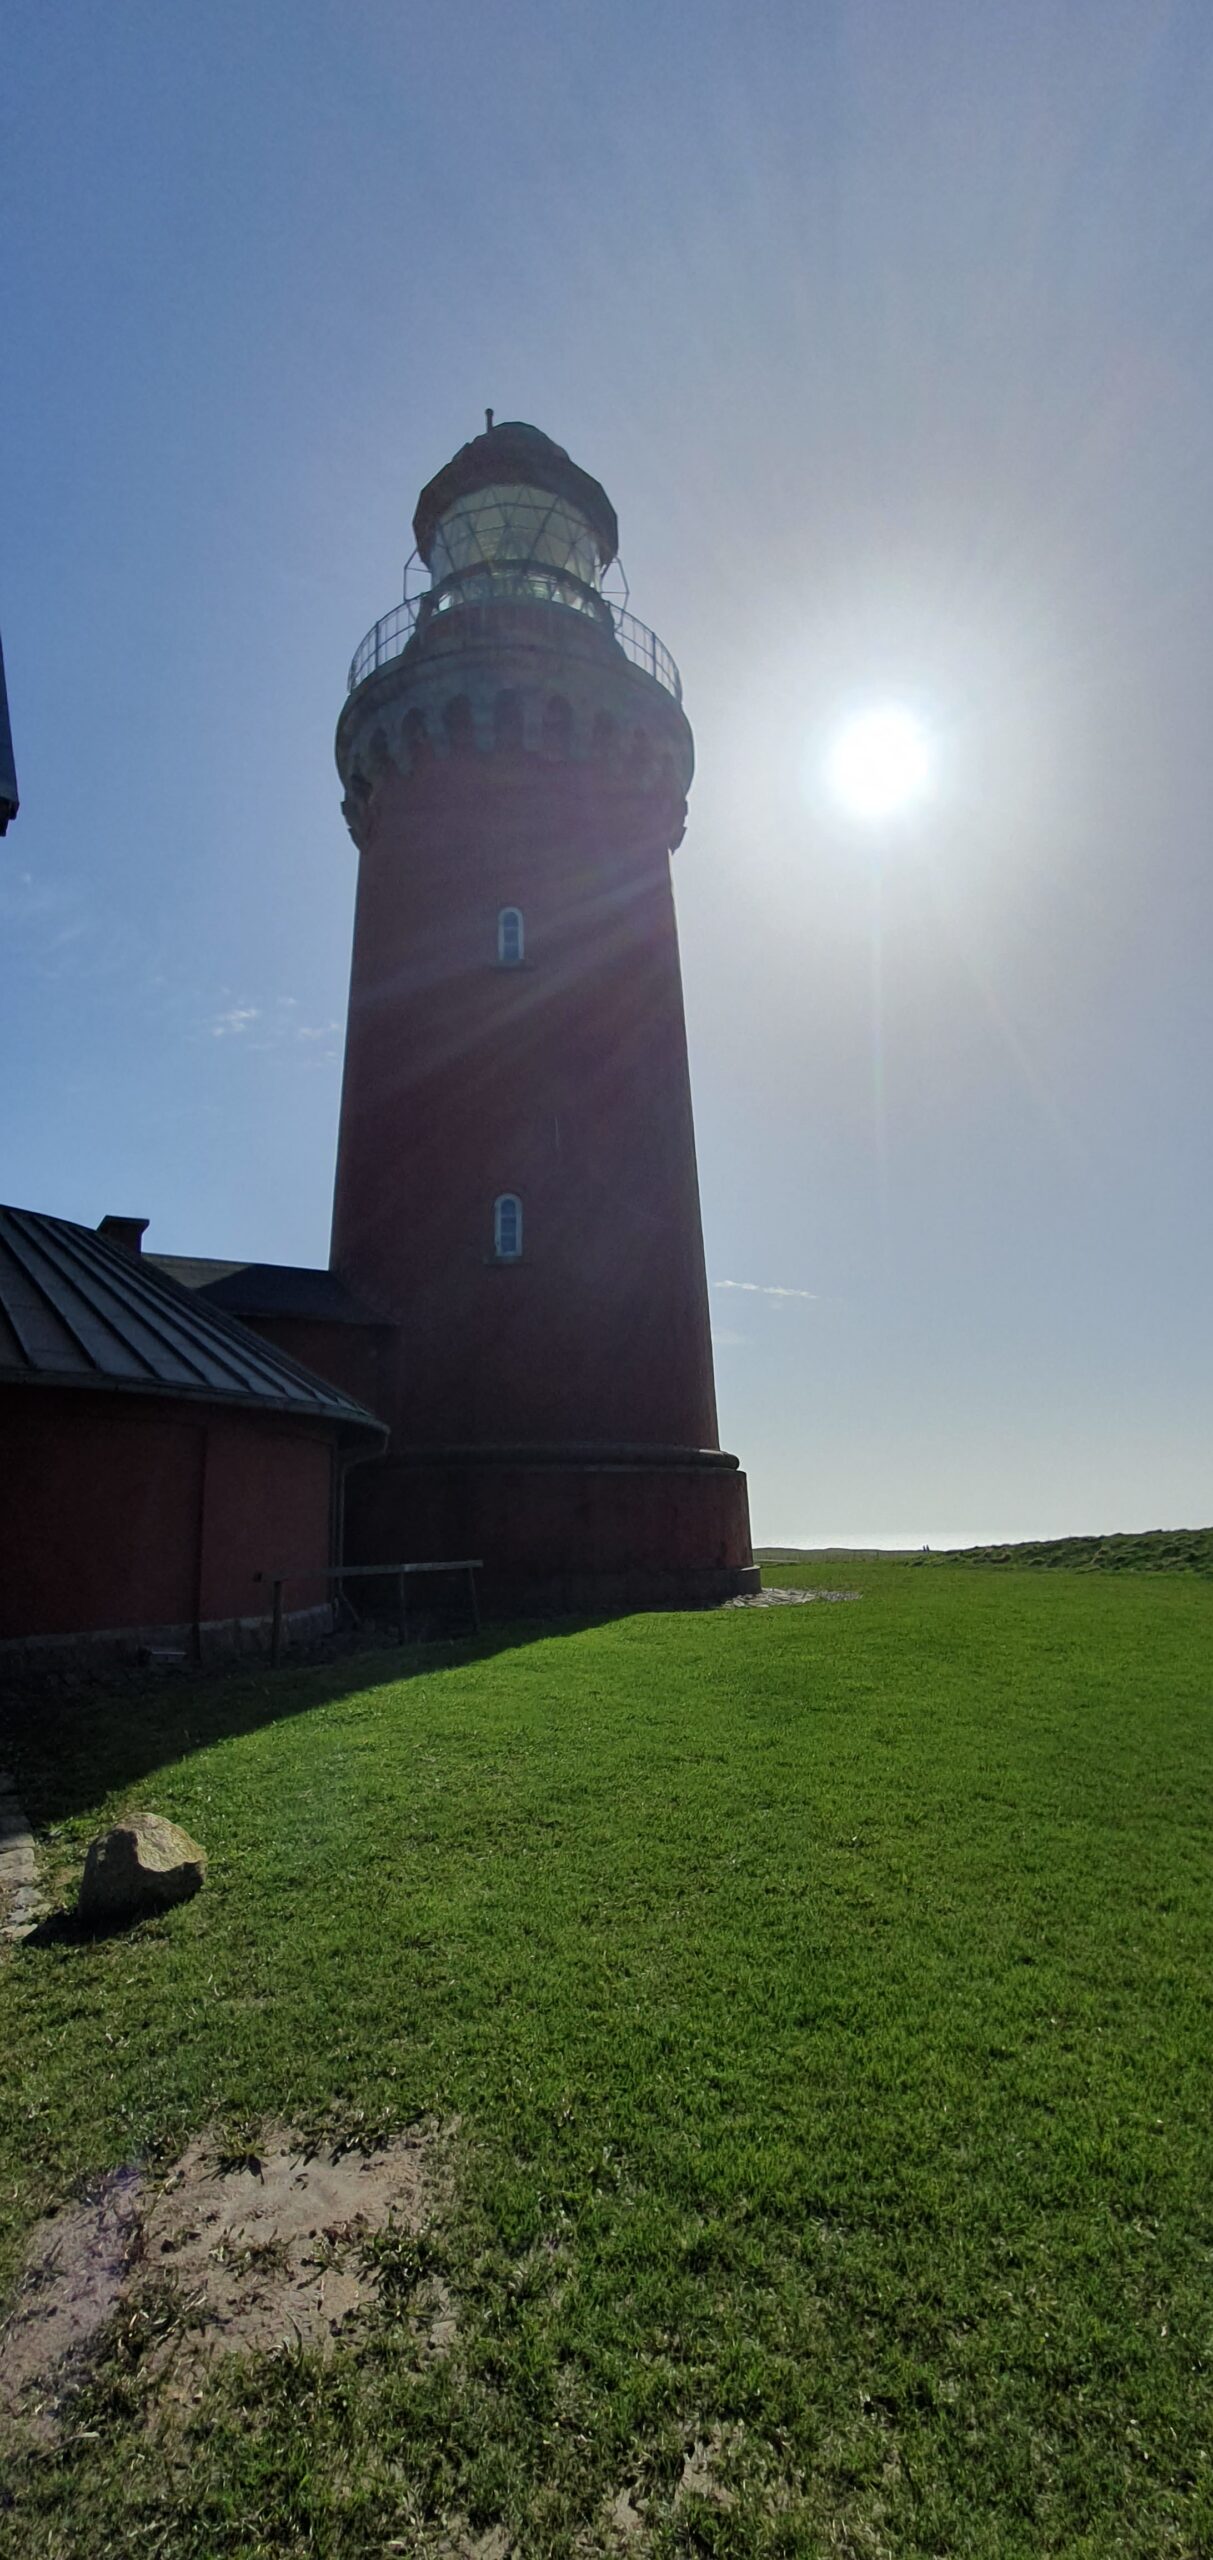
<box><xmin>332</xmin><ymin>419</ymin><xmax>757</xmax><ymax>1607</ymax></box>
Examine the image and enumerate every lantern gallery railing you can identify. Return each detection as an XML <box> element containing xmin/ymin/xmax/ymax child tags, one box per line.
<box><xmin>610</xmin><ymin>609</ymin><xmax>682</xmax><ymax>702</ymax></box>
<box><xmin>347</xmin><ymin>597</ymin><xmax>420</xmax><ymax>688</ymax></box>
<box><xmin>347</xmin><ymin>594</ymin><xmax>682</xmax><ymax>704</ymax></box>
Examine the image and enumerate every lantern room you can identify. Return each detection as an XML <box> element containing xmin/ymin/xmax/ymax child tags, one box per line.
<box><xmin>411</xmin><ymin>417</ymin><xmax>620</xmax><ymax>624</ymax></box>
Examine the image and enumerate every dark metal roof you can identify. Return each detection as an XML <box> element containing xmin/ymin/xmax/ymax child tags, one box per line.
<box><xmin>0</xmin><ymin>1207</ymin><xmax>386</xmax><ymax>1443</ymax></box>
<box><xmin>0</xmin><ymin>630</ymin><xmax>18</xmax><ymax>834</ymax></box>
<box><xmin>148</xmin><ymin>1256</ymin><xmax>389</xmax><ymax>1327</ymax></box>
<box><xmin>413</xmin><ymin>421</ymin><xmax>618</xmax><ymax>570</ymax></box>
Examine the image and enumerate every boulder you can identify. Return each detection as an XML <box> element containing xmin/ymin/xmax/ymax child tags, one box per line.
<box><xmin>78</xmin><ymin>1812</ymin><xmax>207</xmax><ymax>1922</ymax></box>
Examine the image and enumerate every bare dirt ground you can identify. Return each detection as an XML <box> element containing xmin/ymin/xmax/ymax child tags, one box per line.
<box><xmin>0</xmin><ymin>2120</ymin><xmax>451</xmax><ymax>2437</ymax></box>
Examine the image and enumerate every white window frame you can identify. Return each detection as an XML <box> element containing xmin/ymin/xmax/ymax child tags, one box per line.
<box><xmin>493</xmin><ymin>1193</ymin><xmax>523</xmax><ymax>1261</ymax></box>
<box><xmin>497</xmin><ymin>905</ymin><xmax>524</xmax><ymax>966</ymax></box>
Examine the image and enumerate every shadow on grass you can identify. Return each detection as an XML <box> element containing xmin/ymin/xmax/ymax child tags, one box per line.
<box><xmin>5</xmin><ymin>1619</ymin><xmax>597</xmax><ymax>1833</ymax></box>
<box><xmin>19</xmin><ymin>1904</ymin><xmax>163</xmax><ymax>1950</ymax></box>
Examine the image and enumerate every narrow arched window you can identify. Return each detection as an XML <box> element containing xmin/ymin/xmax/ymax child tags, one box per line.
<box><xmin>497</xmin><ymin>906</ymin><xmax>524</xmax><ymax>966</ymax></box>
<box><xmin>494</xmin><ymin>1193</ymin><xmax>523</xmax><ymax>1260</ymax></box>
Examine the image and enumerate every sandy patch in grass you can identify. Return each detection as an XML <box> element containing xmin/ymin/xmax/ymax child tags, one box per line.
<box><xmin>0</xmin><ymin>2168</ymin><xmax>143</xmax><ymax>2435</ymax></box>
<box><xmin>0</xmin><ymin>2120</ymin><xmax>450</xmax><ymax>2434</ymax></box>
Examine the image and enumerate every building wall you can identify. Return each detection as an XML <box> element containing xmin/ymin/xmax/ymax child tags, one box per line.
<box><xmin>232</xmin><ymin>1314</ymin><xmax>387</xmax><ymax>1419</ymax></box>
<box><xmin>0</xmin><ymin>1387</ymin><xmax>336</xmax><ymax>1645</ymax></box>
<box><xmin>330</xmin><ymin>731</ymin><xmax>720</xmax><ymax>1456</ymax></box>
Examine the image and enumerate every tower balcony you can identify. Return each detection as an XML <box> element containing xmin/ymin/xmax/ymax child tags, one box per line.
<box><xmin>347</xmin><ymin>591</ymin><xmax>682</xmax><ymax>706</ymax></box>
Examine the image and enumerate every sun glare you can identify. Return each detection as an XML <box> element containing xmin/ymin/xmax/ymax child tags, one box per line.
<box><xmin>827</xmin><ymin>706</ymin><xmax>933</xmax><ymax>822</ymax></box>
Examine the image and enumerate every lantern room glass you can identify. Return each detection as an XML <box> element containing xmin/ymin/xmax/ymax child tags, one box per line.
<box><xmin>429</xmin><ymin>486</ymin><xmax>602</xmax><ymax>588</ymax></box>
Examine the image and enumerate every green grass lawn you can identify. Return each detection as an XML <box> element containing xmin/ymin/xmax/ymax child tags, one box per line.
<box><xmin>3</xmin><ymin>1558</ymin><xmax>1212</xmax><ymax>2556</ymax></box>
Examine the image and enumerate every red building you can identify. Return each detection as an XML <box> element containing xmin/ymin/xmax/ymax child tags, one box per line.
<box><xmin>156</xmin><ymin>421</ymin><xmax>757</xmax><ymax>1612</ymax></box>
<box><xmin>2</xmin><ymin>427</ymin><xmax>755</xmax><ymax>1643</ymax></box>
<box><xmin>0</xmin><ymin>1208</ymin><xmax>384</xmax><ymax>1656</ymax></box>
<box><xmin>322</xmin><ymin>419</ymin><xmax>755</xmax><ymax>1607</ymax></box>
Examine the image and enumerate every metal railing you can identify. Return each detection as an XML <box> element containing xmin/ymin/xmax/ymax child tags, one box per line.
<box><xmin>348</xmin><ymin>598</ymin><xmax>422</xmax><ymax>690</ymax></box>
<box><xmin>266</xmin><ymin>1558</ymin><xmax>483</xmax><ymax>1664</ymax></box>
<box><xmin>610</xmin><ymin>609</ymin><xmax>681</xmax><ymax>700</ymax></box>
<box><xmin>347</xmin><ymin>594</ymin><xmax>681</xmax><ymax>704</ymax></box>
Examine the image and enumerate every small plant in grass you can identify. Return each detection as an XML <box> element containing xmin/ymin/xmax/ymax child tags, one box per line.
<box><xmin>360</xmin><ymin>2221</ymin><xmax>445</xmax><ymax>2307</ymax></box>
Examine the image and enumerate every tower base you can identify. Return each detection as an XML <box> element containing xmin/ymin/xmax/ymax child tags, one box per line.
<box><xmin>343</xmin><ymin>1445</ymin><xmax>759</xmax><ymax>1617</ymax></box>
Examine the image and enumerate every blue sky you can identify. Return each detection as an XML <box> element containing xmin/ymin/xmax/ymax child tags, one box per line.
<box><xmin>5</xmin><ymin>0</ymin><xmax>1213</xmax><ymax>1545</ymax></box>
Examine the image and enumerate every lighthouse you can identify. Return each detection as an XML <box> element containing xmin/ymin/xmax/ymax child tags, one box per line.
<box><xmin>331</xmin><ymin>419</ymin><xmax>757</xmax><ymax>1608</ymax></box>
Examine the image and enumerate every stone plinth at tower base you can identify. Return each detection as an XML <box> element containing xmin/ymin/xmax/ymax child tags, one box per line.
<box><xmin>343</xmin><ymin>1445</ymin><xmax>760</xmax><ymax>1615</ymax></box>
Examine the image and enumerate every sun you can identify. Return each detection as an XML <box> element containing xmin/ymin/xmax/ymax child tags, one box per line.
<box><xmin>826</xmin><ymin>706</ymin><xmax>933</xmax><ymax>822</ymax></box>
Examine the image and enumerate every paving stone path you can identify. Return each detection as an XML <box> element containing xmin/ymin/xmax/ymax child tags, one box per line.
<box><xmin>0</xmin><ymin>1771</ymin><xmax>45</xmax><ymax>1941</ymax></box>
<box><xmin>723</xmin><ymin>1586</ymin><xmax>861</xmax><ymax>1608</ymax></box>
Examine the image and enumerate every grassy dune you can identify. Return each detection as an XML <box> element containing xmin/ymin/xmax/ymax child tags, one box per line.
<box><xmin>3</xmin><ymin>1557</ymin><xmax>1212</xmax><ymax>2555</ymax></box>
<box><xmin>941</xmin><ymin>1528</ymin><xmax>1213</xmax><ymax>1576</ymax></box>
<box><xmin>760</xmin><ymin>1527</ymin><xmax>1213</xmax><ymax>1576</ymax></box>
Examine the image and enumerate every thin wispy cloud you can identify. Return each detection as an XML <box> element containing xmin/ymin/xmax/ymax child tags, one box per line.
<box><xmin>205</xmin><ymin>995</ymin><xmax>340</xmax><ymax>1058</ymax></box>
<box><xmin>0</xmin><ymin>867</ymin><xmax>68</xmax><ymax>923</ymax></box>
<box><xmin>712</xmin><ymin>1279</ymin><xmax>818</xmax><ymax>1302</ymax></box>
<box><xmin>210</xmin><ymin>1005</ymin><xmax>261</xmax><ymax>1037</ymax></box>
<box><xmin>0</xmin><ymin>864</ymin><xmax>144</xmax><ymax>986</ymax></box>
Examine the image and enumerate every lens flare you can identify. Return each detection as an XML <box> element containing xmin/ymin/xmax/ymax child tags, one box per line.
<box><xmin>827</xmin><ymin>706</ymin><xmax>933</xmax><ymax>821</ymax></box>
